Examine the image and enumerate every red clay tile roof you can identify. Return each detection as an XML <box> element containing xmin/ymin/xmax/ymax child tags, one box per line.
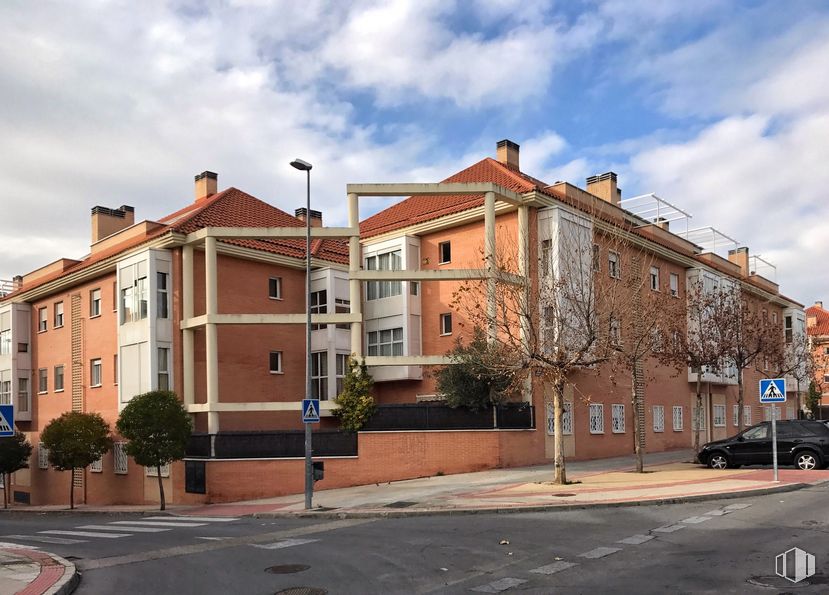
<box><xmin>807</xmin><ymin>305</ymin><xmax>829</xmax><ymax>336</ymax></box>
<box><xmin>360</xmin><ymin>158</ymin><xmax>544</xmax><ymax>238</ymax></box>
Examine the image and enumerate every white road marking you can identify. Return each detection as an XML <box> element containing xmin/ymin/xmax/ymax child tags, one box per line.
<box><xmin>704</xmin><ymin>509</ymin><xmax>728</xmax><ymax>516</ymax></box>
<box><xmin>40</xmin><ymin>530</ymin><xmax>130</xmax><ymax>539</ymax></box>
<box><xmin>530</xmin><ymin>561</ymin><xmax>578</xmax><ymax>574</ymax></box>
<box><xmin>78</xmin><ymin>524</ymin><xmax>171</xmax><ymax>533</ymax></box>
<box><xmin>680</xmin><ymin>516</ymin><xmax>712</xmax><ymax>524</ymax></box>
<box><xmin>617</xmin><ymin>534</ymin><xmax>654</xmax><ymax>545</ymax></box>
<box><xmin>579</xmin><ymin>546</ymin><xmax>622</xmax><ymax>559</ymax></box>
<box><xmin>723</xmin><ymin>503</ymin><xmax>752</xmax><ymax>511</ymax></box>
<box><xmin>144</xmin><ymin>516</ymin><xmax>239</xmax><ymax>523</ymax></box>
<box><xmin>3</xmin><ymin>535</ymin><xmax>80</xmax><ymax>545</ymax></box>
<box><xmin>196</xmin><ymin>537</ymin><xmax>230</xmax><ymax>541</ymax></box>
<box><xmin>470</xmin><ymin>577</ymin><xmax>528</xmax><ymax>592</ymax></box>
<box><xmin>252</xmin><ymin>538</ymin><xmax>320</xmax><ymax>550</ymax></box>
<box><xmin>652</xmin><ymin>524</ymin><xmax>685</xmax><ymax>533</ymax></box>
<box><xmin>108</xmin><ymin>520</ymin><xmax>207</xmax><ymax>528</ymax></box>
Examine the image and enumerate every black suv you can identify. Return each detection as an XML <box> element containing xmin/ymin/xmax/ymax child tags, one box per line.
<box><xmin>697</xmin><ymin>420</ymin><xmax>829</xmax><ymax>470</ymax></box>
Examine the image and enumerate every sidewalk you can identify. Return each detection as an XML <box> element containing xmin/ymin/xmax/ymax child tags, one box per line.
<box><xmin>0</xmin><ymin>545</ymin><xmax>77</xmax><ymax>595</ymax></box>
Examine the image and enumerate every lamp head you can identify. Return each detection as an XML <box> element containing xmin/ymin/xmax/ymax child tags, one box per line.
<box><xmin>290</xmin><ymin>158</ymin><xmax>313</xmax><ymax>171</ymax></box>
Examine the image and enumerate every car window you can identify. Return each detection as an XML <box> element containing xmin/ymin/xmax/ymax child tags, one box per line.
<box><xmin>742</xmin><ymin>425</ymin><xmax>768</xmax><ymax>439</ymax></box>
<box><xmin>776</xmin><ymin>423</ymin><xmax>799</xmax><ymax>438</ymax></box>
<box><xmin>800</xmin><ymin>421</ymin><xmax>829</xmax><ymax>435</ymax></box>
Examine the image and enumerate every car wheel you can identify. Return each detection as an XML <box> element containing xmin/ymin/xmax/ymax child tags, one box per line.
<box><xmin>794</xmin><ymin>451</ymin><xmax>820</xmax><ymax>471</ymax></box>
<box><xmin>708</xmin><ymin>453</ymin><xmax>729</xmax><ymax>470</ymax></box>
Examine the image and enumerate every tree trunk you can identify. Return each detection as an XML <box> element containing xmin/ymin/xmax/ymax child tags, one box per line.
<box><xmin>3</xmin><ymin>473</ymin><xmax>7</xmax><ymax>509</ymax></box>
<box><xmin>69</xmin><ymin>469</ymin><xmax>74</xmax><ymax>510</ymax></box>
<box><xmin>632</xmin><ymin>369</ymin><xmax>643</xmax><ymax>473</ymax></box>
<box><xmin>553</xmin><ymin>379</ymin><xmax>567</xmax><ymax>485</ymax></box>
<box><xmin>157</xmin><ymin>465</ymin><xmax>166</xmax><ymax>511</ymax></box>
<box><xmin>693</xmin><ymin>368</ymin><xmax>702</xmax><ymax>454</ymax></box>
<box><xmin>737</xmin><ymin>369</ymin><xmax>745</xmax><ymax>432</ymax></box>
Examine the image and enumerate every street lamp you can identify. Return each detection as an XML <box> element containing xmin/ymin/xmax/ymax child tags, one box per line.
<box><xmin>290</xmin><ymin>157</ymin><xmax>313</xmax><ymax>510</ymax></box>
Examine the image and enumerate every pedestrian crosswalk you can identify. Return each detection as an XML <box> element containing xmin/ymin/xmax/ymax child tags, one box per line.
<box><xmin>2</xmin><ymin>516</ymin><xmax>240</xmax><ymax>546</ymax></box>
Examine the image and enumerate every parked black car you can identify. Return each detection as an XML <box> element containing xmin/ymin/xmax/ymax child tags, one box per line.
<box><xmin>697</xmin><ymin>420</ymin><xmax>829</xmax><ymax>470</ymax></box>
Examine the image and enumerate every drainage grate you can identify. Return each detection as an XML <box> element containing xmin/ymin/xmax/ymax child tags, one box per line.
<box><xmin>266</xmin><ymin>564</ymin><xmax>310</xmax><ymax>574</ymax></box>
<box><xmin>384</xmin><ymin>501</ymin><xmax>417</xmax><ymax>508</ymax></box>
<box><xmin>274</xmin><ymin>589</ymin><xmax>327</xmax><ymax>595</ymax></box>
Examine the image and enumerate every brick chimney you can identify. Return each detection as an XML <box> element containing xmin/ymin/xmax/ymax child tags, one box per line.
<box><xmin>295</xmin><ymin>208</ymin><xmax>322</xmax><ymax>227</ymax></box>
<box><xmin>195</xmin><ymin>171</ymin><xmax>218</xmax><ymax>202</ymax></box>
<box><xmin>654</xmin><ymin>217</ymin><xmax>670</xmax><ymax>231</ymax></box>
<box><xmin>91</xmin><ymin>205</ymin><xmax>135</xmax><ymax>244</ymax></box>
<box><xmin>12</xmin><ymin>275</ymin><xmax>22</xmax><ymax>290</ymax></box>
<box><xmin>496</xmin><ymin>139</ymin><xmax>520</xmax><ymax>171</ymax></box>
<box><xmin>586</xmin><ymin>172</ymin><xmax>621</xmax><ymax>206</ymax></box>
<box><xmin>728</xmin><ymin>247</ymin><xmax>749</xmax><ymax>276</ymax></box>
<box><xmin>815</xmin><ymin>300</ymin><xmax>824</xmax><ymax>309</ymax></box>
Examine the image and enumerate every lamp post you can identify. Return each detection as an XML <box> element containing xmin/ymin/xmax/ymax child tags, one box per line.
<box><xmin>290</xmin><ymin>157</ymin><xmax>313</xmax><ymax>510</ymax></box>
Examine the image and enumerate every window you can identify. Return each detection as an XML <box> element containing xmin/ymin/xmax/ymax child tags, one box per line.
<box><xmin>589</xmin><ymin>403</ymin><xmax>604</xmax><ymax>434</ymax></box>
<box><xmin>146</xmin><ymin>464</ymin><xmax>170</xmax><ymax>478</ymax></box>
<box><xmin>367</xmin><ymin>328</ymin><xmax>404</xmax><ymax>356</ymax></box>
<box><xmin>38</xmin><ymin>307</ymin><xmax>47</xmax><ymax>332</ymax></box>
<box><xmin>269</xmin><ymin>351</ymin><xmax>283</xmax><ymax>374</ymax></box>
<box><xmin>120</xmin><ymin>262</ymin><xmax>148</xmax><ymax>324</ymax></box>
<box><xmin>90</xmin><ymin>358</ymin><xmax>102</xmax><ymax>387</ymax></box>
<box><xmin>608</xmin><ymin>251</ymin><xmax>620</xmax><ymax>279</ymax></box>
<box><xmin>669</xmin><ymin>273</ymin><xmax>679</xmax><ymax>297</ymax></box>
<box><xmin>268</xmin><ymin>277</ymin><xmax>282</xmax><ymax>299</ymax></box>
<box><xmin>542</xmin><ymin>306</ymin><xmax>556</xmax><ymax>353</ymax></box>
<box><xmin>38</xmin><ymin>444</ymin><xmax>49</xmax><ymax>469</ymax></box>
<box><xmin>0</xmin><ymin>312</ymin><xmax>10</xmax><ymax>355</ymax></box>
<box><xmin>772</xmin><ymin>312</ymin><xmax>778</xmax><ymax>325</ymax></box>
<box><xmin>90</xmin><ymin>288</ymin><xmax>102</xmax><ymax>317</ymax></box>
<box><xmin>611</xmin><ymin>404</ymin><xmax>625</xmax><ymax>433</ymax></box>
<box><xmin>112</xmin><ymin>281</ymin><xmax>117</xmax><ymax>312</ymax></box>
<box><xmin>743</xmin><ymin>424</ymin><xmax>768</xmax><ymax>440</ymax></box>
<box><xmin>114</xmin><ymin>354</ymin><xmax>119</xmax><ymax>385</ymax></box>
<box><xmin>311</xmin><ymin>351</ymin><xmax>328</xmax><ymax>400</ymax></box>
<box><xmin>410</xmin><ymin>282</ymin><xmax>419</xmax><ymax>296</ymax></box>
<box><xmin>90</xmin><ymin>457</ymin><xmax>103</xmax><ymax>473</ymax></box>
<box><xmin>54</xmin><ymin>301</ymin><xmax>64</xmax><ymax>328</ymax></box>
<box><xmin>713</xmin><ymin>404</ymin><xmax>726</xmax><ymax>427</ymax></box>
<box><xmin>157</xmin><ymin>348</ymin><xmax>169</xmax><ymax>390</ymax></box>
<box><xmin>592</xmin><ymin>244</ymin><xmax>600</xmax><ymax>272</ymax></box>
<box><xmin>0</xmin><ymin>371</ymin><xmax>10</xmax><ymax>405</ymax></box>
<box><xmin>541</xmin><ymin>239</ymin><xmax>552</xmax><ymax>277</ymax></box>
<box><xmin>38</xmin><ymin>368</ymin><xmax>48</xmax><ymax>393</ymax></box>
<box><xmin>54</xmin><ymin>365</ymin><xmax>64</xmax><ymax>392</ymax></box>
<box><xmin>784</xmin><ymin>315</ymin><xmax>793</xmax><ymax>344</ymax></box>
<box><xmin>733</xmin><ymin>404</ymin><xmax>739</xmax><ymax>427</ymax></box>
<box><xmin>335</xmin><ymin>298</ymin><xmax>351</xmax><ymax>329</ymax></box>
<box><xmin>610</xmin><ymin>318</ymin><xmax>621</xmax><ymax>346</ymax></box>
<box><xmin>786</xmin><ymin>406</ymin><xmax>795</xmax><ymax>420</ymax></box>
<box><xmin>693</xmin><ymin>404</ymin><xmax>706</xmax><ymax>430</ymax></box>
<box><xmin>672</xmin><ymin>406</ymin><xmax>684</xmax><ymax>431</ymax></box>
<box><xmin>650</xmin><ymin>267</ymin><xmax>660</xmax><ymax>291</ymax></box>
<box><xmin>335</xmin><ymin>353</ymin><xmax>348</xmax><ymax>395</ymax></box>
<box><xmin>310</xmin><ymin>290</ymin><xmax>327</xmax><ymax>330</ymax></box>
<box><xmin>366</xmin><ymin>250</ymin><xmax>402</xmax><ymax>300</ymax></box>
<box><xmin>764</xmin><ymin>406</ymin><xmax>782</xmax><ymax>421</ymax></box>
<box><xmin>743</xmin><ymin>406</ymin><xmax>751</xmax><ymax>426</ymax></box>
<box><xmin>440</xmin><ymin>313</ymin><xmax>452</xmax><ymax>335</ymax></box>
<box><xmin>113</xmin><ymin>442</ymin><xmax>128</xmax><ymax>474</ymax></box>
<box><xmin>546</xmin><ymin>401</ymin><xmax>573</xmax><ymax>435</ymax></box>
<box><xmin>17</xmin><ymin>378</ymin><xmax>29</xmax><ymax>412</ymax></box>
<box><xmin>653</xmin><ymin>405</ymin><xmax>665</xmax><ymax>432</ymax></box>
<box><xmin>438</xmin><ymin>241</ymin><xmax>451</xmax><ymax>264</ymax></box>
<box><xmin>157</xmin><ymin>272</ymin><xmax>168</xmax><ymax>318</ymax></box>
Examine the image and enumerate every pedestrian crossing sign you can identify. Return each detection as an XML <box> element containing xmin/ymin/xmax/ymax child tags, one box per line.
<box><xmin>302</xmin><ymin>399</ymin><xmax>320</xmax><ymax>423</ymax></box>
<box><xmin>759</xmin><ymin>378</ymin><xmax>786</xmax><ymax>403</ymax></box>
<box><xmin>0</xmin><ymin>404</ymin><xmax>13</xmax><ymax>436</ymax></box>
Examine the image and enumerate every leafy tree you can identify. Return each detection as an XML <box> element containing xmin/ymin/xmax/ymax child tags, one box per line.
<box><xmin>334</xmin><ymin>357</ymin><xmax>375</xmax><ymax>432</ymax></box>
<box><xmin>41</xmin><ymin>412</ymin><xmax>113</xmax><ymax>509</ymax></box>
<box><xmin>0</xmin><ymin>431</ymin><xmax>33</xmax><ymax>509</ymax></box>
<box><xmin>436</xmin><ymin>328</ymin><xmax>515</xmax><ymax>412</ymax></box>
<box><xmin>116</xmin><ymin>391</ymin><xmax>192</xmax><ymax>511</ymax></box>
<box><xmin>806</xmin><ymin>381</ymin><xmax>822</xmax><ymax>419</ymax></box>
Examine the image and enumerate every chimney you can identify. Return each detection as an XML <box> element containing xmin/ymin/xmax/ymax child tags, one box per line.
<box><xmin>295</xmin><ymin>208</ymin><xmax>323</xmax><ymax>228</ymax></box>
<box><xmin>91</xmin><ymin>205</ymin><xmax>135</xmax><ymax>244</ymax></box>
<box><xmin>586</xmin><ymin>172</ymin><xmax>621</xmax><ymax>206</ymax></box>
<box><xmin>727</xmin><ymin>247</ymin><xmax>749</xmax><ymax>276</ymax></box>
<box><xmin>195</xmin><ymin>171</ymin><xmax>218</xmax><ymax>202</ymax></box>
<box><xmin>12</xmin><ymin>275</ymin><xmax>22</xmax><ymax>290</ymax></box>
<box><xmin>815</xmin><ymin>300</ymin><xmax>824</xmax><ymax>309</ymax></box>
<box><xmin>496</xmin><ymin>139</ymin><xmax>520</xmax><ymax>171</ymax></box>
<box><xmin>654</xmin><ymin>217</ymin><xmax>670</xmax><ymax>231</ymax></box>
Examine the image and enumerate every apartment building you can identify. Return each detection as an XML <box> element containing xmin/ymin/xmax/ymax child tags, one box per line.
<box><xmin>0</xmin><ymin>141</ymin><xmax>806</xmax><ymax>506</ymax></box>
<box><xmin>806</xmin><ymin>301</ymin><xmax>829</xmax><ymax>413</ymax></box>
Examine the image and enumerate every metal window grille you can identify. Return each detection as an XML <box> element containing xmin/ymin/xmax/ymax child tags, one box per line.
<box><xmin>589</xmin><ymin>403</ymin><xmax>604</xmax><ymax>434</ymax></box>
<box><xmin>672</xmin><ymin>406</ymin><xmax>683</xmax><ymax>431</ymax></box>
<box><xmin>693</xmin><ymin>405</ymin><xmax>706</xmax><ymax>430</ymax></box>
<box><xmin>733</xmin><ymin>404</ymin><xmax>739</xmax><ymax>427</ymax></box>
<box><xmin>38</xmin><ymin>443</ymin><xmax>49</xmax><ymax>469</ymax></box>
<box><xmin>653</xmin><ymin>405</ymin><xmax>665</xmax><ymax>432</ymax></box>
<box><xmin>611</xmin><ymin>404</ymin><xmax>625</xmax><ymax>433</ymax></box>
<box><xmin>90</xmin><ymin>457</ymin><xmax>103</xmax><ymax>473</ymax></box>
<box><xmin>546</xmin><ymin>402</ymin><xmax>573</xmax><ymax>435</ymax></box>
<box><xmin>744</xmin><ymin>406</ymin><xmax>751</xmax><ymax>426</ymax></box>
<box><xmin>146</xmin><ymin>464</ymin><xmax>170</xmax><ymax>478</ymax></box>
<box><xmin>113</xmin><ymin>442</ymin><xmax>128</xmax><ymax>474</ymax></box>
<box><xmin>713</xmin><ymin>404</ymin><xmax>726</xmax><ymax>427</ymax></box>
<box><xmin>786</xmin><ymin>406</ymin><xmax>794</xmax><ymax>420</ymax></box>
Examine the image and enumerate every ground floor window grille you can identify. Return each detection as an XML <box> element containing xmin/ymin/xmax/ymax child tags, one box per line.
<box><xmin>611</xmin><ymin>404</ymin><xmax>625</xmax><ymax>433</ymax></box>
<box><xmin>672</xmin><ymin>406</ymin><xmax>683</xmax><ymax>431</ymax></box>
<box><xmin>90</xmin><ymin>458</ymin><xmax>103</xmax><ymax>473</ymax></box>
<box><xmin>744</xmin><ymin>406</ymin><xmax>752</xmax><ymax>426</ymax></box>
<box><xmin>545</xmin><ymin>401</ymin><xmax>573</xmax><ymax>435</ymax></box>
<box><xmin>146</xmin><ymin>464</ymin><xmax>170</xmax><ymax>478</ymax></box>
<box><xmin>653</xmin><ymin>405</ymin><xmax>665</xmax><ymax>432</ymax></box>
<box><xmin>693</xmin><ymin>405</ymin><xmax>706</xmax><ymax>430</ymax></box>
<box><xmin>113</xmin><ymin>442</ymin><xmax>128</xmax><ymax>474</ymax></box>
<box><xmin>38</xmin><ymin>444</ymin><xmax>49</xmax><ymax>469</ymax></box>
<box><xmin>713</xmin><ymin>404</ymin><xmax>726</xmax><ymax>427</ymax></box>
<box><xmin>786</xmin><ymin>406</ymin><xmax>795</xmax><ymax>420</ymax></box>
<box><xmin>733</xmin><ymin>404</ymin><xmax>739</xmax><ymax>427</ymax></box>
<box><xmin>589</xmin><ymin>403</ymin><xmax>604</xmax><ymax>434</ymax></box>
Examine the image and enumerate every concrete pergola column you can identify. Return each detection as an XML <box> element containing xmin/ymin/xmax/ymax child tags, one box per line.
<box><xmin>517</xmin><ymin>204</ymin><xmax>532</xmax><ymax>403</ymax></box>
<box><xmin>348</xmin><ymin>192</ymin><xmax>363</xmax><ymax>359</ymax></box>
<box><xmin>204</xmin><ymin>236</ymin><xmax>219</xmax><ymax>434</ymax></box>
<box><xmin>182</xmin><ymin>244</ymin><xmax>195</xmax><ymax>407</ymax></box>
<box><xmin>485</xmin><ymin>190</ymin><xmax>497</xmax><ymax>344</ymax></box>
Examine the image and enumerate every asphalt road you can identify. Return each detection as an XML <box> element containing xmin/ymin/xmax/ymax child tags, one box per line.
<box><xmin>2</xmin><ymin>482</ymin><xmax>828</xmax><ymax>594</ymax></box>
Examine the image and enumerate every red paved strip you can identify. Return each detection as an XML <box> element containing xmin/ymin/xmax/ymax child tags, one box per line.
<box><xmin>181</xmin><ymin>503</ymin><xmax>298</xmax><ymax>516</ymax></box>
<box><xmin>1</xmin><ymin>546</ymin><xmax>66</xmax><ymax>595</ymax></box>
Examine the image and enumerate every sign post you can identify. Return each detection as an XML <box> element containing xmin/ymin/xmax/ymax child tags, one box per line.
<box><xmin>760</xmin><ymin>378</ymin><xmax>786</xmax><ymax>482</ymax></box>
<box><xmin>0</xmin><ymin>404</ymin><xmax>14</xmax><ymax>437</ymax></box>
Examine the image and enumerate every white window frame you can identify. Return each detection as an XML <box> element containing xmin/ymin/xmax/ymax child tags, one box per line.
<box><xmin>38</xmin><ymin>443</ymin><xmax>49</xmax><ymax>469</ymax></box>
<box><xmin>669</xmin><ymin>273</ymin><xmax>679</xmax><ymax>297</ymax></box>
<box><xmin>611</xmin><ymin>404</ymin><xmax>626</xmax><ymax>433</ymax></box>
<box><xmin>733</xmin><ymin>404</ymin><xmax>739</xmax><ymax>427</ymax></box>
<box><xmin>438</xmin><ymin>241</ymin><xmax>451</xmax><ymax>264</ymax></box>
<box><xmin>694</xmin><ymin>405</ymin><xmax>707</xmax><ymax>430</ymax></box>
<box><xmin>546</xmin><ymin>401</ymin><xmax>573</xmax><ymax>435</ymax></box>
<box><xmin>113</xmin><ymin>442</ymin><xmax>128</xmax><ymax>474</ymax></box>
<box><xmin>335</xmin><ymin>353</ymin><xmax>348</xmax><ymax>396</ymax></box>
<box><xmin>269</xmin><ymin>351</ymin><xmax>283</xmax><ymax>374</ymax></box>
<box><xmin>311</xmin><ymin>351</ymin><xmax>328</xmax><ymax>400</ymax></box>
<box><xmin>589</xmin><ymin>403</ymin><xmax>604</xmax><ymax>434</ymax></box>
<box><xmin>157</xmin><ymin>347</ymin><xmax>170</xmax><ymax>390</ymax></box>
<box><xmin>672</xmin><ymin>406</ymin><xmax>684</xmax><ymax>431</ymax></box>
<box><xmin>540</xmin><ymin>239</ymin><xmax>552</xmax><ymax>277</ymax></box>
<box><xmin>310</xmin><ymin>289</ymin><xmax>327</xmax><ymax>330</ymax></box>
<box><xmin>608</xmin><ymin>251</ymin><xmax>620</xmax><ymax>279</ymax></box>
<box><xmin>17</xmin><ymin>378</ymin><xmax>29</xmax><ymax>413</ymax></box>
<box><xmin>54</xmin><ymin>365</ymin><xmax>64</xmax><ymax>392</ymax></box>
<box><xmin>268</xmin><ymin>277</ymin><xmax>282</xmax><ymax>300</ymax></box>
<box><xmin>440</xmin><ymin>313</ymin><xmax>452</xmax><ymax>336</ymax></box>
<box><xmin>90</xmin><ymin>288</ymin><xmax>102</xmax><ymax>317</ymax></box>
<box><xmin>157</xmin><ymin>272</ymin><xmax>169</xmax><ymax>319</ymax></box>
<box><xmin>653</xmin><ymin>405</ymin><xmax>665</xmax><ymax>432</ymax></box>
<box><xmin>650</xmin><ymin>266</ymin><xmax>660</xmax><ymax>291</ymax></box>
<box><xmin>0</xmin><ymin>371</ymin><xmax>10</xmax><ymax>405</ymax></box>
<box><xmin>90</xmin><ymin>457</ymin><xmax>103</xmax><ymax>473</ymax></box>
<box><xmin>146</xmin><ymin>464</ymin><xmax>170</xmax><ymax>478</ymax></box>
<box><xmin>54</xmin><ymin>301</ymin><xmax>64</xmax><ymax>328</ymax></box>
<box><xmin>743</xmin><ymin>406</ymin><xmax>752</xmax><ymax>426</ymax></box>
<box><xmin>366</xmin><ymin>250</ymin><xmax>403</xmax><ymax>300</ymax></box>
<box><xmin>367</xmin><ymin>328</ymin><xmax>404</xmax><ymax>356</ymax></box>
<box><xmin>38</xmin><ymin>307</ymin><xmax>47</xmax><ymax>332</ymax></box>
<box><xmin>90</xmin><ymin>358</ymin><xmax>102</xmax><ymax>388</ymax></box>
<box><xmin>38</xmin><ymin>368</ymin><xmax>48</xmax><ymax>394</ymax></box>
<box><xmin>713</xmin><ymin>404</ymin><xmax>726</xmax><ymax>427</ymax></box>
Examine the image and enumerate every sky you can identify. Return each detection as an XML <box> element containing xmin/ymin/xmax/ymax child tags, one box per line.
<box><xmin>1</xmin><ymin>0</ymin><xmax>827</xmax><ymax>305</ymax></box>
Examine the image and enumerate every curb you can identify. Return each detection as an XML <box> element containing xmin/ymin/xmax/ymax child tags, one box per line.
<box><xmin>48</xmin><ymin>553</ymin><xmax>80</xmax><ymax>595</ymax></box>
<box><xmin>250</xmin><ymin>481</ymin><xmax>820</xmax><ymax>520</ymax></box>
